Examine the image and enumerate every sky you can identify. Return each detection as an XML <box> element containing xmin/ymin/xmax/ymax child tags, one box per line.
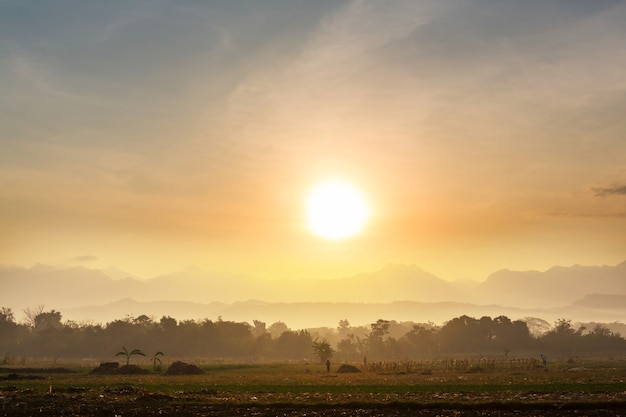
<box><xmin>1</xmin><ymin>0</ymin><xmax>626</xmax><ymax>282</ymax></box>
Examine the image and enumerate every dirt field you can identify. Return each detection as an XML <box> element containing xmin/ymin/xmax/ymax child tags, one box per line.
<box><xmin>3</xmin><ymin>386</ymin><xmax>626</xmax><ymax>416</ymax></box>
<box><xmin>2</xmin><ymin>361</ymin><xmax>626</xmax><ymax>416</ymax></box>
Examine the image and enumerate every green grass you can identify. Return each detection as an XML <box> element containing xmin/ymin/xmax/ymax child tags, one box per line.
<box><xmin>2</xmin><ymin>360</ymin><xmax>625</xmax><ymax>417</ymax></box>
<box><xmin>2</xmin><ymin>359</ymin><xmax>626</xmax><ymax>406</ymax></box>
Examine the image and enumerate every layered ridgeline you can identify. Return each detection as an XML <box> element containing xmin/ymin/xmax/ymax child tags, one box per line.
<box><xmin>1</xmin><ymin>261</ymin><xmax>625</xmax><ymax>328</ymax></box>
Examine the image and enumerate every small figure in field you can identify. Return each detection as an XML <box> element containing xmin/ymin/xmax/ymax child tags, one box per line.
<box><xmin>541</xmin><ymin>354</ymin><xmax>547</xmax><ymax>367</ymax></box>
<box><xmin>325</xmin><ymin>359</ymin><xmax>331</xmax><ymax>373</ymax></box>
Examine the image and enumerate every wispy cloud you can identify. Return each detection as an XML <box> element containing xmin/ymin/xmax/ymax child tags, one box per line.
<box><xmin>224</xmin><ymin>0</ymin><xmax>447</xmax><ymax>139</ymax></box>
<box><xmin>2</xmin><ymin>0</ymin><xmax>626</xmax><ymax>279</ymax></box>
<box><xmin>593</xmin><ymin>185</ymin><xmax>626</xmax><ymax>197</ymax></box>
<box><xmin>540</xmin><ymin>210</ymin><xmax>626</xmax><ymax>219</ymax></box>
<box><xmin>297</xmin><ymin>0</ymin><xmax>445</xmax><ymax>68</ymax></box>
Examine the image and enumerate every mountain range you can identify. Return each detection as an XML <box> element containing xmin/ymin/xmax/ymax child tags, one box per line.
<box><xmin>1</xmin><ymin>261</ymin><xmax>624</xmax><ymax>328</ymax></box>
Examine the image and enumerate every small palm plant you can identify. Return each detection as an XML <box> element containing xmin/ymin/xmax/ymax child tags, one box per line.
<box><xmin>115</xmin><ymin>346</ymin><xmax>145</xmax><ymax>366</ymax></box>
<box><xmin>150</xmin><ymin>351</ymin><xmax>164</xmax><ymax>372</ymax></box>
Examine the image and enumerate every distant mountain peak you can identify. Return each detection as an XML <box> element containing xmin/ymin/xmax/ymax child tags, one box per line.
<box><xmin>102</xmin><ymin>267</ymin><xmax>140</xmax><ymax>281</ymax></box>
<box><xmin>572</xmin><ymin>293</ymin><xmax>626</xmax><ymax>309</ymax></box>
<box><xmin>480</xmin><ymin>261</ymin><xmax>626</xmax><ymax>308</ymax></box>
<box><xmin>2</xmin><ymin>260</ymin><xmax>626</xmax><ymax>327</ymax></box>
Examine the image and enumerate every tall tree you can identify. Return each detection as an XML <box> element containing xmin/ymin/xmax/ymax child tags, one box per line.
<box><xmin>312</xmin><ymin>338</ymin><xmax>335</xmax><ymax>363</ymax></box>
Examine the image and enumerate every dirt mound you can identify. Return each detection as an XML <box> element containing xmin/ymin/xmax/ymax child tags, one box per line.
<box><xmin>5</xmin><ymin>373</ymin><xmax>45</xmax><ymax>380</ymax></box>
<box><xmin>91</xmin><ymin>362</ymin><xmax>150</xmax><ymax>375</ymax></box>
<box><xmin>90</xmin><ymin>362</ymin><xmax>119</xmax><ymax>374</ymax></box>
<box><xmin>116</xmin><ymin>365</ymin><xmax>151</xmax><ymax>374</ymax></box>
<box><xmin>0</xmin><ymin>367</ymin><xmax>74</xmax><ymax>374</ymax></box>
<box><xmin>336</xmin><ymin>364</ymin><xmax>361</xmax><ymax>373</ymax></box>
<box><xmin>164</xmin><ymin>361</ymin><xmax>205</xmax><ymax>375</ymax></box>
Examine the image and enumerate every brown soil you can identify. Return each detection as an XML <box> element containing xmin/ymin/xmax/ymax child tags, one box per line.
<box><xmin>1</xmin><ymin>387</ymin><xmax>625</xmax><ymax>416</ymax></box>
<box><xmin>90</xmin><ymin>363</ymin><xmax>150</xmax><ymax>375</ymax></box>
<box><xmin>164</xmin><ymin>361</ymin><xmax>205</xmax><ymax>375</ymax></box>
<box><xmin>336</xmin><ymin>364</ymin><xmax>361</xmax><ymax>373</ymax></box>
<box><xmin>0</xmin><ymin>367</ymin><xmax>74</xmax><ymax>374</ymax></box>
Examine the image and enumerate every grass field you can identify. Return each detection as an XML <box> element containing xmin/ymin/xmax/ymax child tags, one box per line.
<box><xmin>2</xmin><ymin>358</ymin><xmax>626</xmax><ymax>416</ymax></box>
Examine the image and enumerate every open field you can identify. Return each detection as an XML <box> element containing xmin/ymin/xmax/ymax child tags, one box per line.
<box><xmin>2</xmin><ymin>359</ymin><xmax>626</xmax><ymax>416</ymax></box>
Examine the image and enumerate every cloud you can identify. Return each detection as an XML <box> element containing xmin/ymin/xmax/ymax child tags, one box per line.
<box><xmin>541</xmin><ymin>210</ymin><xmax>626</xmax><ymax>219</ymax></box>
<box><xmin>593</xmin><ymin>185</ymin><xmax>626</xmax><ymax>197</ymax></box>
<box><xmin>74</xmin><ymin>255</ymin><xmax>99</xmax><ymax>263</ymax></box>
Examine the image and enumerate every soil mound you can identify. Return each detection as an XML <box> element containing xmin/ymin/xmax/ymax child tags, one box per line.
<box><xmin>0</xmin><ymin>367</ymin><xmax>74</xmax><ymax>374</ymax></box>
<box><xmin>91</xmin><ymin>362</ymin><xmax>150</xmax><ymax>375</ymax></box>
<box><xmin>164</xmin><ymin>361</ymin><xmax>205</xmax><ymax>375</ymax></box>
<box><xmin>5</xmin><ymin>373</ymin><xmax>45</xmax><ymax>380</ymax></box>
<box><xmin>116</xmin><ymin>365</ymin><xmax>151</xmax><ymax>374</ymax></box>
<box><xmin>90</xmin><ymin>362</ymin><xmax>119</xmax><ymax>374</ymax></box>
<box><xmin>336</xmin><ymin>364</ymin><xmax>361</xmax><ymax>373</ymax></box>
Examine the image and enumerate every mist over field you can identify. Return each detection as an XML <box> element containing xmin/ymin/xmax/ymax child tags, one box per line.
<box><xmin>2</xmin><ymin>0</ymin><xmax>626</xmax><ymax>370</ymax></box>
<box><xmin>2</xmin><ymin>260</ymin><xmax>625</xmax><ymax>329</ymax></box>
<box><xmin>2</xmin><ymin>4</ymin><xmax>626</xmax><ymax>415</ymax></box>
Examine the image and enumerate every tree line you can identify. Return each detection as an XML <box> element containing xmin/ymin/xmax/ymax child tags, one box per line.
<box><xmin>1</xmin><ymin>306</ymin><xmax>624</xmax><ymax>364</ymax></box>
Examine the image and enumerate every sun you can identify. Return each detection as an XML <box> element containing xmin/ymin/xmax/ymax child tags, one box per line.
<box><xmin>305</xmin><ymin>179</ymin><xmax>370</xmax><ymax>240</ymax></box>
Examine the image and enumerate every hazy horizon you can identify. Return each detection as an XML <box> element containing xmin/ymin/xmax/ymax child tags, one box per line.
<box><xmin>3</xmin><ymin>257</ymin><xmax>626</xmax><ymax>282</ymax></box>
<box><xmin>2</xmin><ymin>259</ymin><xmax>625</xmax><ymax>329</ymax></box>
<box><xmin>2</xmin><ymin>1</ymin><xmax>626</xmax><ymax>283</ymax></box>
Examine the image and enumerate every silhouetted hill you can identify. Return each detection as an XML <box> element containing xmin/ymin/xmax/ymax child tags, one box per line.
<box><xmin>572</xmin><ymin>293</ymin><xmax>626</xmax><ymax>310</ymax></box>
<box><xmin>1</xmin><ymin>260</ymin><xmax>625</xmax><ymax>327</ymax></box>
<box><xmin>66</xmin><ymin>298</ymin><xmax>228</xmax><ymax>323</ymax></box>
<box><xmin>61</xmin><ymin>298</ymin><xmax>530</xmax><ymax>328</ymax></box>
<box><xmin>329</xmin><ymin>263</ymin><xmax>464</xmax><ymax>303</ymax></box>
<box><xmin>479</xmin><ymin>261</ymin><xmax>626</xmax><ymax>307</ymax></box>
<box><xmin>0</xmin><ymin>263</ymin><xmax>466</xmax><ymax>310</ymax></box>
<box><xmin>62</xmin><ymin>297</ymin><xmax>625</xmax><ymax>329</ymax></box>
<box><xmin>149</xmin><ymin>263</ymin><xmax>466</xmax><ymax>304</ymax></box>
<box><xmin>0</xmin><ymin>264</ymin><xmax>144</xmax><ymax>311</ymax></box>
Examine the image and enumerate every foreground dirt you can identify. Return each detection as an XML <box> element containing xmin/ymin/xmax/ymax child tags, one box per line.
<box><xmin>2</xmin><ymin>387</ymin><xmax>626</xmax><ymax>416</ymax></box>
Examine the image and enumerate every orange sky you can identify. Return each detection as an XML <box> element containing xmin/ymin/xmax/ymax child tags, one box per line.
<box><xmin>1</xmin><ymin>1</ymin><xmax>626</xmax><ymax>281</ymax></box>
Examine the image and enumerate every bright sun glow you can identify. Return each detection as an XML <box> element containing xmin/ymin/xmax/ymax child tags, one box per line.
<box><xmin>306</xmin><ymin>179</ymin><xmax>370</xmax><ymax>240</ymax></box>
